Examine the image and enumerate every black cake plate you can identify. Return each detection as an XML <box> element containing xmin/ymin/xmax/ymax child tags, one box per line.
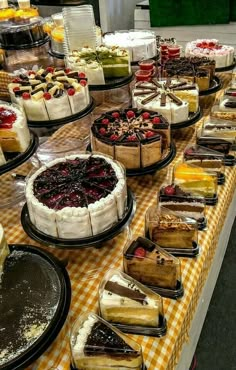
<box><xmin>223</xmin><ymin>154</ymin><xmax>236</xmax><ymax>167</ymax></box>
<box><xmin>145</xmin><ymin>280</ymin><xmax>184</xmax><ymax>300</ymax></box>
<box><xmin>71</xmin><ymin>364</ymin><xmax>147</xmax><ymax>370</ymax></box>
<box><xmin>215</xmin><ymin>58</ymin><xmax>236</xmax><ymax>72</ymax></box>
<box><xmin>171</xmin><ymin>107</ymin><xmax>203</xmax><ymax>130</ymax></box>
<box><xmin>205</xmin><ymin>193</ymin><xmax>218</xmax><ymax>206</ymax></box>
<box><xmin>21</xmin><ymin>188</ymin><xmax>136</xmax><ymax>249</ymax></box>
<box><xmin>198</xmin><ymin>217</ymin><xmax>207</xmax><ymax>231</ymax></box>
<box><xmin>217</xmin><ymin>172</ymin><xmax>225</xmax><ymax>185</ymax></box>
<box><xmin>89</xmin><ymin>73</ymin><xmax>134</xmax><ymax>91</ymax></box>
<box><xmin>0</xmin><ymin>244</ymin><xmax>71</xmax><ymax>370</ymax></box>
<box><xmin>199</xmin><ymin>76</ymin><xmax>222</xmax><ymax>96</ymax></box>
<box><xmin>0</xmin><ymin>131</ymin><xmax>38</xmax><ymax>176</ymax></box>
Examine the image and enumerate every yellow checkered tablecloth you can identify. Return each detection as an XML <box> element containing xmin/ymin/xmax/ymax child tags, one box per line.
<box><xmin>1</xmin><ymin>73</ymin><xmax>236</xmax><ymax>370</ymax></box>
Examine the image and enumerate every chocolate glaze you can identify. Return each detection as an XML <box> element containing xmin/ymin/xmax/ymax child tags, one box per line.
<box><xmin>159</xmin><ymin>185</ymin><xmax>205</xmax><ymax>204</ymax></box>
<box><xmin>104</xmin><ymin>281</ymin><xmax>148</xmax><ymax>305</ymax></box>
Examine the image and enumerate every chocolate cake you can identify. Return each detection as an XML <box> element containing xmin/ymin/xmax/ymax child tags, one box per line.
<box><xmin>184</xmin><ymin>144</ymin><xmax>224</xmax><ymax>172</ymax></box>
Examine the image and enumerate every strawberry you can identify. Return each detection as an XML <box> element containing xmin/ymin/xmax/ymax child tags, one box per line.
<box><xmin>152</xmin><ymin>116</ymin><xmax>161</xmax><ymax>124</ymax></box>
<box><xmin>43</xmin><ymin>92</ymin><xmax>51</xmax><ymax>100</ymax></box>
<box><xmin>127</xmin><ymin>134</ymin><xmax>137</xmax><ymax>141</ymax></box>
<box><xmin>126</xmin><ymin>110</ymin><xmax>135</xmax><ymax>119</ymax></box>
<box><xmin>164</xmin><ymin>185</ymin><xmax>176</xmax><ymax>196</ymax></box>
<box><xmin>22</xmin><ymin>92</ymin><xmax>31</xmax><ymax>100</ymax></box>
<box><xmin>67</xmin><ymin>88</ymin><xmax>75</xmax><ymax>96</ymax></box>
<box><xmin>78</xmin><ymin>72</ymin><xmax>86</xmax><ymax>78</ymax></box>
<box><xmin>102</xmin><ymin>118</ymin><xmax>109</xmax><ymax>125</ymax></box>
<box><xmin>80</xmin><ymin>79</ymin><xmax>87</xmax><ymax>87</ymax></box>
<box><xmin>46</xmin><ymin>66</ymin><xmax>54</xmax><ymax>73</ymax></box>
<box><xmin>110</xmin><ymin>134</ymin><xmax>119</xmax><ymax>141</ymax></box>
<box><xmin>145</xmin><ymin>130</ymin><xmax>155</xmax><ymax>138</ymax></box>
<box><xmin>65</xmin><ymin>68</ymin><xmax>71</xmax><ymax>74</ymax></box>
<box><xmin>142</xmin><ymin>112</ymin><xmax>150</xmax><ymax>120</ymax></box>
<box><xmin>28</xmin><ymin>70</ymin><xmax>36</xmax><ymax>75</ymax></box>
<box><xmin>13</xmin><ymin>87</ymin><xmax>20</xmax><ymax>92</ymax></box>
<box><xmin>112</xmin><ymin>111</ymin><xmax>120</xmax><ymax>119</ymax></box>
<box><xmin>99</xmin><ymin>127</ymin><xmax>106</xmax><ymax>135</ymax></box>
<box><xmin>134</xmin><ymin>247</ymin><xmax>146</xmax><ymax>258</ymax></box>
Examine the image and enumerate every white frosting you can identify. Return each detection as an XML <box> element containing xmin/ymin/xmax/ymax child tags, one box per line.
<box><xmin>45</xmin><ymin>94</ymin><xmax>72</xmax><ymax>120</ymax></box>
<box><xmin>23</xmin><ymin>99</ymin><xmax>49</xmax><ymax>121</ymax></box>
<box><xmin>89</xmin><ymin>194</ymin><xmax>118</xmax><ymax>235</ymax></box>
<box><xmin>68</xmin><ymin>87</ymin><xmax>89</xmax><ymax>114</ymax></box>
<box><xmin>73</xmin><ymin>315</ymin><xmax>98</xmax><ymax>356</ymax></box>
<box><xmin>56</xmin><ymin>207</ymin><xmax>92</xmax><ymax>238</ymax></box>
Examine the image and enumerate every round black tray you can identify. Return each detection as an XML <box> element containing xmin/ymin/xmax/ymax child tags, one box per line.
<box><xmin>162</xmin><ymin>242</ymin><xmax>200</xmax><ymax>258</ymax></box>
<box><xmin>89</xmin><ymin>73</ymin><xmax>134</xmax><ymax>91</ymax></box>
<box><xmin>27</xmin><ymin>98</ymin><xmax>95</xmax><ymax>128</ymax></box>
<box><xmin>0</xmin><ymin>131</ymin><xmax>38</xmax><ymax>176</ymax></box>
<box><xmin>171</xmin><ymin>107</ymin><xmax>202</xmax><ymax>130</ymax></box>
<box><xmin>1</xmin><ymin>35</ymin><xmax>50</xmax><ymax>51</ymax></box>
<box><xmin>215</xmin><ymin>59</ymin><xmax>236</xmax><ymax>72</ymax></box>
<box><xmin>71</xmin><ymin>364</ymin><xmax>147</xmax><ymax>370</ymax></box>
<box><xmin>223</xmin><ymin>154</ymin><xmax>236</xmax><ymax>167</ymax></box>
<box><xmin>199</xmin><ymin>76</ymin><xmax>222</xmax><ymax>96</ymax></box>
<box><xmin>0</xmin><ymin>244</ymin><xmax>71</xmax><ymax>370</ymax></box>
<box><xmin>21</xmin><ymin>188</ymin><xmax>135</xmax><ymax>249</ymax></box>
<box><xmin>147</xmin><ymin>280</ymin><xmax>184</xmax><ymax>300</ymax></box>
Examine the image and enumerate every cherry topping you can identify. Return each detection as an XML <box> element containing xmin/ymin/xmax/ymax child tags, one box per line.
<box><xmin>152</xmin><ymin>116</ymin><xmax>161</xmax><ymax>124</ymax></box>
<box><xmin>110</xmin><ymin>134</ymin><xmax>119</xmax><ymax>141</ymax></box>
<box><xmin>134</xmin><ymin>247</ymin><xmax>146</xmax><ymax>258</ymax></box>
<box><xmin>0</xmin><ymin>107</ymin><xmax>17</xmax><ymax>127</ymax></box>
<box><xmin>145</xmin><ymin>130</ymin><xmax>155</xmax><ymax>138</ymax></box>
<box><xmin>102</xmin><ymin>118</ymin><xmax>109</xmax><ymax>125</ymax></box>
<box><xmin>46</xmin><ymin>67</ymin><xmax>54</xmax><ymax>73</ymax></box>
<box><xmin>13</xmin><ymin>87</ymin><xmax>20</xmax><ymax>92</ymax></box>
<box><xmin>112</xmin><ymin>111</ymin><xmax>120</xmax><ymax>119</ymax></box>
<box><xmin>164</xmin><ymin>185</ymin><xmax>176</xmax><ymax>196</ymax></box>
<box><xmin>78</xmin><ymin>72</ymin><xmax>86</xmax><ymax>78</ymax></box>
<box><xmin>126</xmin><ymin>110</ymin><xmax>135</xmax><ymax>119</ymax></box>
<box><xmin>12</xmin><ymin>78</ymin><xmax>21</xmax><ymax>83</ymax></box>
<box><xmin>67</xmin><ymin>88</ymin><xmax>75</xmax><ymax>96</ymax></box>
<box><xmin>43</xmin><ymin>92</ymin><xmax>51</xmax><ymax>100</ymax></box>
<box><xmin>28</xmin><ymin>70</ymin><xmax>36</xmax><ymax>75</ymax></box>
<box><xmin>99</xmin><ymin>127</ymin><xmax>106</xmax><ymax>135</ymax></box>
<box><xmin>65</xmin><ymin>68</ymin><xmax>71</xmax><ymax>74</ymax></box>
<box><xmin>22</xmin><ymin>92</ymin><xmax>31</xmax><ymax>100</ymax></box>
<box><xmin>127</xmin><ymin>134</ymin><xmax>137</xmax><ymax>141</ymax></box>
<box><xmin>142</xmin><ymin>112</ymin><xmax>150</xmax><ymax>120</ymax></box>
<box><xmin>185</xmin><ymin>148</ymin><xmax>194</xmax><ymax>156</ymax></box>
<box><xmin>80</xmin><ymin>79</ymin><xmax>87</xmax><ymax>87</ymax></box>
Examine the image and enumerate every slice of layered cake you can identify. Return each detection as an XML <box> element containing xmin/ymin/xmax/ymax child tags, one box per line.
<box><xmin>99</xmin><ymin>270</ymin><xmax>162</xmax><ymax>327</ymax></box>
<box><xmin>0</xmin><ymin>224</ymin><xmax>10</xmax><ymax>282</ymax></box>
<box><xmin>184</xmin><ymin>144</ymin><xmax>224</xmax><ymax>173</ymax></box>
<box><xmin>70</xmin><ymin>313</ymin><xmax>143</xmax><ymax>370</ymax></box>
<box><xmin>123</xmin><ymin>236</ymin><xmax>180</xmax><ymax>289</ymax></box>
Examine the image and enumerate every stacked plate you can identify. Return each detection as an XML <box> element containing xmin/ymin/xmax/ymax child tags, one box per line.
<box><xmin>63</xmin><ymin>5</ymin><xmax>97</xmax><ymax>55</ymax></box>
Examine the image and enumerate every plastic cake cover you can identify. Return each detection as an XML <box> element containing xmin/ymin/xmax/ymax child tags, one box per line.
<box><xmin>183</xmin><ymin>144</ymin><xmax>225</xmax><ymax>172</ymax></box>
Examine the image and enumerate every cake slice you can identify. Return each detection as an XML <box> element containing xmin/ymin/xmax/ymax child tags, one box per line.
<box><xmin>99</xmin><ymin>270</ymin><xmax>162</xmax><ymax>327</ymax></box>
<box><xmin>70</xmin><ymin>313</ymin><xmax>143</xmax><ymax>370</ymax></box>
<box><xmin>123</xmin><ymin>236</ymin><xmax>180</xmax><ymax>289</ymax></box>
<box><xmin>0</xmin><ymin>224</ymin><xmax>10</xmax><ymax>282</ymax></box>
<box><xmin>184</xmin><ymin>144</ymin><xmax>224</xmax><ymax>173</ymax></box>
<box><xmin>0</xmin><ymin>145</ymin><xmax>6</xmax><ymax>165</ymax></box>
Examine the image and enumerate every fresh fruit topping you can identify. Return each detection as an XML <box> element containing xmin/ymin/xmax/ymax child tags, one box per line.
<box><xmin>142</xmin><ymin>112</ymin><xmax>150</xmax><ymax>120</ymax></box>
<box><xmin>80</xmin><ymin>79</ymin><xmax>87</xmax><ymax>86</ymax></box>
<box><xmin>185</xmin><ymin>148</ymin><xmax>194</xmax><ymax>156</ymax></box>
<box><xmin>78</xmin><ymin>72</ymin><xmax>86</xmax><ymax>78</ymax></box>
<box><xmin>22</xmin><ymin>92</ymin><xmax>31</xmax><ymax>100</ymax></box>
<box><xmin>152</xmin><ymin>116</ymin><xmax>161</xmax><ymax>124</ymax></box>
<box><xmin>46</xmin><ymin>67</ymin><xmax>54</xmax><ymax>73</ymax></box>
<box><xmin>126</xmin><ymin>110</ymin><xmax>135</xmax><ymax>119</ymax></box>
<box><xmin>99</xmin><ymin>127</ymin><xmax>106</xmax><ymax>135</ymax></box>
<box><xmin>67</xmin><ymin>88</ymin><xmax>75</xmax><ymax>96</ymax></box>
<box><xmin>111</xmin><ymin>111</ymin><xmax>120</xmax><ymax>119</ymax></box>
<box><xmin>12</xmin><ymin>78</ymin><xmax>21</xmax><ymax>83</ymax></box>
<box><xmin>134</xmin><ymin>247</ymin><xmax>146</xmax><ymax>258</ymax></box>
<box><xmin>110</xmin><ymin>134</ymin><xmax>119</xmax><ymax>141</ymax></box>
<box><xmin>13</xmin><ymin>87</ymin><xmax>20</xmax><ymax>92</ymax></box>
<box><xmin>127</xmin><ymin>134</ymin><xmax>137</xmax><ymax>141</ymax></box>
<box><xmin>145</xmin><ymin>130</ymin><xmax>155</xmax><ymax>138</ymax></box>
<box><xmin>102</xmin><ymin>118</ymin><xmax>109</xmax><ymax>125</ymax></box>
<box><xmin>65</xmin><ymin>68</ymin><xmax>71</xmax><ymax>74</ymax></box>
<box><xmin>164</xmin><ymin>185</ymin><xmax>176</xmax><ymax>196</ymax></box>
<box><xmin>28</xmin><ymin>70</ymin><xmax>36</xmax><ymax>75</ymax></box>
<box><xmin>43</xmin><ymin>92</ymin><xmax>51</xmax><ymax>100</ymax></box>
<box><xmin>0</xmin><ymin>107</ymin><xmax>17</xmax><ymax>127</ymax></box>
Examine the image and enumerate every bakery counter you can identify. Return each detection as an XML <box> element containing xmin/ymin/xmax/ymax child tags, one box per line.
<box><xmin>1</xmin><ymin>72</ymin><xmax>236</xmax><ymax>370</ymax></box>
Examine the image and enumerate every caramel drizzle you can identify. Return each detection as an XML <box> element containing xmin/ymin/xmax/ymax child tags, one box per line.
<box><xmin>141</xmin><ymin>91</ymin><xmax>160</xmax><ymax>105</ymax></box>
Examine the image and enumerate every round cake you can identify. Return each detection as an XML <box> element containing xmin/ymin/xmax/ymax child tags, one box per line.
<box><xmin>25</xmin><ymin>154</ymin><xmax>127</xmax><ymax>239</ymax></box>
<box><xmin>8</xmin><ymin>67</ymin><xmax>90</xmax><ymax>122</ymax></box>
<box><xmin>91</xmin><ymin>108</ymin><xmax>171</xmax><ymax>169</ymax></box>
<box><xmin>185</xmin><ymin>39</ymin><xmax>234</xmax><ymax>68</ymax></box>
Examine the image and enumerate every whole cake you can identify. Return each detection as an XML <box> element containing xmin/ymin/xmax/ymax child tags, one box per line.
<box><xmin>8</xmin><ymin>67</ymin><xmax>90</xmax><ymax>121</ymax></box>
<box><xmin>99</xmin><ymin>270</ymin><xmax>161</xmax><ymax>327</ymax></box>
<box><xmin>185</xmin><ymin>39</ymin><xmax>234</xmax><ymax>68</ymax></box>
<box><xmin>132</xmin><ymin>78</ymin><xmax>199</xmax><ymax>124</ymax></box>
<box><xmin>159</xmin><ymin>184</ymin><xmax>206</xmax><ymax>222</ymax></box>
<box><xmin>91</xmin><ymin>108</ymin><xmax>170</xmax><ymax>169</ymax></box>
<box><xmin>25</xmin><ymin>154</ymin><xmax>127</xmax><ymax>238</ymax></box>
<box><xmin>0</xmin><ymin>102</ymin><xmax>30</xmax><ymax>158</ymax></box>
<box><xmin>70</xmin><ymin>313</ymin><xmax>143</xmax><ymax>370</ymax></box>
<box><xmin>123</xmin><ymin>236</ymin><xmax>179</xmax><ymax>289</ymax></box>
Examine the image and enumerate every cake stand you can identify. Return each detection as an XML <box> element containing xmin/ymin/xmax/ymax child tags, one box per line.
<box><xmin>0</xmin><ymin>244</ymin><xmax>71</xmax><ymax>370</ymax></box>
<box><xmin>215</xmin><ymin>58</ymin><xmax>236</xmax><ymax>72</ymax></box>
<box><xmin>21</xmin><ymin>188</ymin><xmax>136</xmax><ymax>249</ymax></box>
<box><xmin>0</xmin><ymin>131</ymin><xmax>38</xmax><ymax>176</ymax></box>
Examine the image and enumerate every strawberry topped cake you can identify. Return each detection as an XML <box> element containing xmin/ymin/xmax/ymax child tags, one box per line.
<box><xmin>8</xmin><ymin>67</ymin><xmax>90</xmax><ymax>122</ymax></box>
<box><xmin>185</xmin><ymin>39</ymin><xmax>234</xmax><ymax>68</ymax></box>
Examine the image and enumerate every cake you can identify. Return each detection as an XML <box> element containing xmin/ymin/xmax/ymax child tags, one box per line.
<box><xmin>0</xmin><ymin>224</ymin><xmax>10</xmax><ymax>281</ymax></box>
<box><xmin>184</xmin><ymin>144</ymin><xmax>224</xmax><ymax>173</ymax></box>
<box><xmin>0</xmin><ymin>102</ymin><xmax>30</xmax><ymax>154</ymax></box>
<box><xmin>91</xmin><ymin>108</ymin><xmax>170</xmax><ymax>169</ymax></box>
<box><xmin>202</xmin><ymin>119</ymin><xmax>236</xmax><ymax>140</ymax></box>
<box><xmin>103</xmin><ymin>30</ymin><xmax>157</xmax><ymax>62</ymax></box>
<box><xmin>0</xmin><ymin>145</ymin><xmax>6</xmax><ymax>165</ymax></box>
<box><xmin>146</xmin><ymin>206</ymin><xmax>198</xmax><ymax>249</ymax></box>
<box><xmin>174</xmin><ymin>162</ymin><xmax>217</xmax><ymax>198</ymax></box>
<box><xmin>185</xmin><ymin>39</ymin><xmax>234</xmax><ymax>68</ymax></box>
<box><xmin>132</xmin><ymin>78</ymin><xmax>199</xmax><ymax>124</ymax></box>
<box><xmin>197</xmin><ymin>135</ymin><xmax>233</xmax><ymax>155</ymax></box>
<box><xmin>25</xmin><ymin>153</ymin><xmax>127</xmax><ymax>238</ymax></box>
<box><xmin>218</xmin><ymin>88</ymin><xmax>236</xmax><ymax>114</ymax></box>
<box><xmin>99</xmin><ymin>269</ymin><xmax>162</xmax><ymax>327</ymax></box>
<box><xmin>123</xmin><ymin>236</ymin><xmax>179</xmax><ymax>289</ymax></box>
<box><xmin>159</xmin><ymin>184</ymin><xmax>206</xmax><ymax>222</ymax></box>
<box><xmin>8</xmin><ymin>67</ymin><xmax>90</xmax><ymax>122</ymax></box>
<box><xmin>70</xmin><ymin>313</ymin><xmax>143</xmax><ymax>370</ymax></box>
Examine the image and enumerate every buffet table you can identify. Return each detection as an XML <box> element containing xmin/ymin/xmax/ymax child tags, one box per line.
<box><xmin>2</xmin><ymin>72</ymin><xmax>236</xmax><ymax>370</ymax></box>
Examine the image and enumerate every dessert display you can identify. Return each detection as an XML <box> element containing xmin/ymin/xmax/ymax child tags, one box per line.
<box><xmin>132</xmin><ymin>78</ymin><xmax>199</xmax><ymax>124</ymax></box>
<box><xmin>91</xmin><ymin>108</ymin><xmax>170</xmax><ymax>169</ymax></box>
<box><xmin>66</xmin><ymin>46</ymin><xmax>131</xmax><ymax>85</ymax></box>
<box><xmin>197</xmin><ymin>127</ymin><xmax>234</xmax><ymax>155</ymax></box>
<box><xmin>146</xmin><ymin>206</ymin><xmax>198</xmax><ymax>250</ymax></box>
<box><xmin>135</xmin><ymin>59</ymin><xmax>156</xmax><ymax>82</ymax></box>
<box><xmin>162</xmin><ymin>57</ymin><xmax>216</xmax><ymax>91</ymax></box>
<box><xmin>103</xmin><ymin>30</ymin><xmax>157</xmax><ymax>62</ymax></box>
<box><xmin>123</xmin><ymin>236</ymin><xmax>180</xmax><ymax>290</ymax></box>
<box><xmin>25</xmin><ymin>153</ymin><xmax>127</xmax><ymax>238</ymax></box>
<box><xmin>49</xmin><ymin>13</ymin><xmax>64</xmax><ymax>56</ymax></box>
<box><xmin>70</xmin><ymin>313</ymin><xmax>143</xmax><ymax>370</ymax></box>
<box><xmin>201</xmin><ymin>118</ymin><xmax>236</xmax><ymax>140</ymax></box>
<box><xmin>99</xmin><ymin>269</ymin><xmax>163</xmax><ymax>327</ymax></box>
<box><xmin>185</xmin><ymin>39</ymin><xmax>235</xmax><ymax>68</ymax></box>
<box><xmin>0</xmin><ymin>224</ymin><xmax>9</xmax><ymax>281</ymax></box>
<box><xmin>156</xmin><ymin>36</ymin><xmax>178</xmax><ymax>64</ymax></box>
<box><xmin>0</xmin><ymin>101</ymin><xmax>31</xmax><ymax>156</ymax></box>
<box><xmin>159</xmin><ymin>184</ymin><xmax>206</xmax><ymax>223</ymax></box>
<box><xmin>184</xmin><ymin>144</ymin><xmax>225</xmax><ymax>174</ymax></box>
<box><xmin>173</xmin><ymin>162</ymin><xmax>218</xmax><ymax>199</ymax></box>
<box><xmin>8</xmin><ymin>67</ymin><xmax>90</xmax><ymax>122</ymax></box>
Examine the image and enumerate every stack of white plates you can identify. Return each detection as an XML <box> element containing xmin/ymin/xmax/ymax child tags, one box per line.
<box><xmin>62</xmin><ymin>5</ymin><xmax>97</xmax><ymax>55</ymax></box>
